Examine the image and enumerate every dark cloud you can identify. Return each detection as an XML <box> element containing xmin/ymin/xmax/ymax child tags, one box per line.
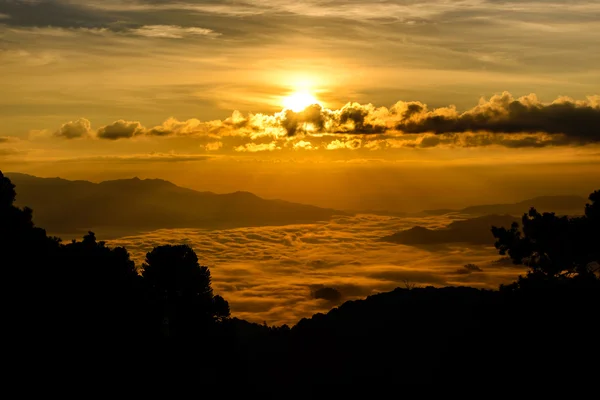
<box><xmin>455</xmin><ymin>264</ymin><xmax>483</xmax><ymax>274</ymax></box>
<box><xmin>279</xmin><ymin>104</ymin><xmax>386</xmax><ymax>136</ymax></box>
<box><xmin>418</xmin><ymin>135</ymin><xmax>441</xmax><ymax>148</ymax></box>
<box><xmin>281</xmin><ymin>105</ymin><xmax>327</xmax><ymax>136</ymax></box>
<box><xmin>96</xmin><ymin>120</ymin><xmax>144</xmax><ymax>140</ymax></box>
<box><xmin>0</xmin><ymin>136</ymin><xmax>12</xmax><ymax>143</ymax></box>
<box><xmin>55</xmin><ymin>118</ymin><xmax>91</xmax><ymax>139</ymax></box>
<box><xmin>396</xmin><ymin>93</ymin><xmax>600</xmax><ymax>144</ymax></box>
<box><xmin>311</xmin><ymin>286</ymin><xmax>343</xmax><ymax>303</ymax></box>
<box><xmin>403</xmin><ymin>103</ymin><xmax>424</xmax><ymax>119</ymax></box>
<box><xmin>0</xmin><ymin>0</ymin><xmax>111</xmax><ymax>29</ymax></box>
<box><xmin>339</xmin><ymin>104</ymin><xmax>386</xmax><ymax>134</ymax></box>
<box><xmin>275</xmin><ymin>93</ymin><xmax>600</xmax><ymax>146</ymax></box>
<box><xmin>464</xmin><ymin>264</ymin><xmax>483</xmax><ymax>272</ymax></box>
<box><xmin>0</xmin><ymin>1</ymin><xmax>222</xmax><ymax>38</ymax></box>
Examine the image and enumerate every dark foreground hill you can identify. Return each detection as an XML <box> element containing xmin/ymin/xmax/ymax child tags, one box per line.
<box><xmin>281</xmin><ymin>283</ymin><xmax>600</xmax><ymax>390</ymax></box>
<box><xmin>381</xmin><ymin>214</ymin><xmax>518</xmax><ymax>245</ymax></box>
<box><xmin>137</xmin><ymin>283</ymin><xmax>600</xmax><ymax>394</ymax></box>
<box><xmin>6</xmin><ymin>173</ymin><xmax>346</xmax><ymax>236</ymax></box>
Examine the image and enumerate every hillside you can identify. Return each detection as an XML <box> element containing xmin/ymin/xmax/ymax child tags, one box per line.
<box><xmin>6</xmin><ymin>173</ymin><xmax>347</xmax><ymax>237</ymax></box>
<box><xmin>278</xmin><ymin>283</ymin><xmax>600</xmax><ymax>390</ymax></box>
<box><xmin>380</xmin><ymin>214</ymin><xmax>518</xmax><ymax>245</ymax></box>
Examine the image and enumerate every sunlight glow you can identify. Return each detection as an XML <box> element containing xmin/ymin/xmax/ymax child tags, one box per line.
<box><xmin>283</xmin><ymin>91</ymin><xmax>320</xmax><ymax>112</ymax></box>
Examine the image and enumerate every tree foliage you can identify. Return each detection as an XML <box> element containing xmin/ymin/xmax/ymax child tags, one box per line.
<box><xmin>0</xmin><ymin>170</ymin><xmax>229</xmax><ymax>341</ymax></box>
<box><xmin>492</xmin><ymin>190</ymin><xmax>600</xmax><ymax>282</ymax></box>
<box><xmin>142</xmin><ymin>244</ymin><xmax>229</xmax><ymax>336</ymax></box>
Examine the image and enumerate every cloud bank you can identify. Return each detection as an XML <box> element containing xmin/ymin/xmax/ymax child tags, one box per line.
<box><xmin>107</xmin><ymin>213</ymin><xmax>526</xmax><ymax>325</ymax></box>
<box><xmin>50</xmin><ymin>92</ymin><xmax>600</xmax><ymax>150</ymax></box>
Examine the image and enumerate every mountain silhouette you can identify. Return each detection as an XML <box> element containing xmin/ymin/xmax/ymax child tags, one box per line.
<box><xmin>420</xmin><ymin>195</ymin><xmax>586</xmax><ymax>217</ymax></box>
<box><xmin>6</xmin><ymin>173</ymin><xmax>348</xmax><ymax>237</ymax></box>
<box><xmin>2</xmin><ymin>169</ymin><xmax>599</xmax><ymax>392</ymax></box>
<box><xmin>381</xmin><ymin>214</ymin><xmax>518</xmax><ymax>245</ymax></box>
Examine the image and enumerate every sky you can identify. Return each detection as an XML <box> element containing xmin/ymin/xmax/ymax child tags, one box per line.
<box><xmin>1</xmin><ymin>0</ymin><xmax>600</xmax><ymax>211</ymax></box>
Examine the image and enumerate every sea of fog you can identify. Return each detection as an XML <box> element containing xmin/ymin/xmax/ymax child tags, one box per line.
<box><xmin>107</xmin><ymin>213</ymin><xmax>526</xmax><ymax>326</ymax></box>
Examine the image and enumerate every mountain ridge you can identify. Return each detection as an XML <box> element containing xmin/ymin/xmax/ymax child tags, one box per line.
<box><xmin>6</xmin><ymin>172</ymin><xmax>348</xmax><ymax>238</ymax></box>
<box><xmin>421</xmin><ymin>195</ymin><xmax>587</xmax><ymax>216</ymax></box>
<box><xmin>380</xmin><ymin>214</ymin><xmax>519</xmax><ymax>246</ymax></box>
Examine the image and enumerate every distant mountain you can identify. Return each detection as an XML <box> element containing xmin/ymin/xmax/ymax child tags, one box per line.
<box><xmin>355</xmin><ymin>209</ymin><xmax>408</xmax><ymax>217</ymax></box>
<box><xmin>6</xmin><ymin>173</ymin><xmax>347</xmax><ymax>237</ymax></box>
<box><xmin>380</xmin><ymin>214</ymin><xmax>518</xmax><ymax>246</ymax></box>
<box><xmin>421</xmin><ymin>195</ymin><xmax>587</xmax><ymax>217</ymax></box>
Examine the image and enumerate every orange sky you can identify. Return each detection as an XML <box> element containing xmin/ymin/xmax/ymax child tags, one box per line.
<box><xmin>1</xmin><ymin>1</ymin><xmax>600</xmax><ymax>210</ymax></box>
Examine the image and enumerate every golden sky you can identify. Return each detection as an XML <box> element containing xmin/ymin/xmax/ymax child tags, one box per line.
<box><xmin>1</xmin><ymin>0</ymin><xmax>600</xmax><ymax>210</ymax></box>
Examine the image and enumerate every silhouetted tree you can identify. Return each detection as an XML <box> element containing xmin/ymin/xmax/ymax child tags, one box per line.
<box><xmin>583</xmin><ymin>190</ymin><xmax>600</xmax><ymax>267</ymax></box>
<box><xmin>492</xmin><ymin>189</ymin><xmax>600</xmax><ymax>283</ymax></box>
<box><xmin>142</xmin><ymin>245</ymin><xmax>229</xmax><ymax>337</ymax></box>
<box><xmin>0</xmin><ymin>171</ymin><xmax>16</xmax><ymax>207</ymax></box>
<box><xmin>585</xmin><ymin>190</ymin><xmax>600</xmax><ymax>220</ymax></box>
<box><xmin>58</xmin><ymin>231</ymin><xmax>144</xmax><ymax>337</ymax></box>
<box><xmin>2</xmin><ymin>171</ymin><xmax>233</xmax><ymax>342</ymax></box>
<box><xmin>1</xmin><ymin>171</ymin><xmax>150</xmax><ymax>341</ymax></box>
<box><xmin>1</xmin><ymin>171</ymin><xmax>62</xmax><ymax>338</ymax></box>
<box><xmin>213</xmin><ymin>295</ymin><xmax>231</xmax><ymax>322</ymax></box>
<box><xmin>0</xmin><ymin>171</ymin><xmax>57</xmax><ymax>250</ymax></box>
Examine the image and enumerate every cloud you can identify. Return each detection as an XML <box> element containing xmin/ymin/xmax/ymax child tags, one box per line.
<box><xmin>205</xmin><ymin>141</ymin><xmax>223</xmax><ymax>151</ymax></box>
<box><xmin>274</xmin><ymin>93</ymin><xmax>600</xmax><ymax>146</ymax></box>
<box><xmin>0</xmin><ymin>136</ymin><xmax>14</xmax><ymax>143</ymax></box>
<box><xmin>0</xmin><ymin>2</ymin><xmax>222</xmax><ymax>40</ymax></box>
<box><xmin>0</xmin><ymin>148</ymin><xmax>22</xmax><ymax>157</ymax></box>
<box><xmin>276</xmin><ymin>103</ymin><xmax>387</xmax><ymax>136</ymax></box>
<box><xmin>234</xmin><ymin>142</ymin><xmax>280</xmax><ymax>152</ymax></box>
<box><xmin>52</xmin><ymin>92</ymin><xmax>600</xmax><ymax>148</ymax></box>
<box><xmin>293</xmin><ymin>140</ymin><xmax>316</xmax><ymax>150</ymax></box>
<box><xmin>395</xmin><ymin>92</ymin><xmax>600</xmax><ymax>143</ymax></box>
<box><xmin>106</xmin><ymin>213</ymin><xmax>527</xmax><ymax>325</ymax></box>
<box><xmin>311</xmin><ymin>286</ymin><xmax>343</xmax><ymax>303</ymax></box>
<box><xmin>455</xmin><ymin>263</ymin><xmax>484</xmax><ymax>275</ymax></box>
<box><xmin>146</xmin><ymin>117</ymin><xmax>205</xmax><ymax>136</ymax></box>
<box><xmin>464</xmin><ymin>263</ymin><xmax>483</xmax><ymax>272</ymax></box>
<box><xmin>97</xmin><ymin>120</ymin><xmax>145</xmax><ymax>140</ymax></box>
<box><xmin>326</xmin><ymin>139</ymin><xmax>362</xmax><ymax>150</ymax></box>
<box><xmin>55</xmin><ymin>153</ymin><xmax>211</xmax><ymax>164</ymax></box>
<box><xmin>0</xmin><ymin>0</ymin><xmax>109</xmax><ymax>29</ymax></box>
<box><xmin>55</xmin><ymin>118</ymin><xmax>92</xmax><ymax>139</ymax></box>
<box><xmin>129</xmin><ymin>25</ymin><xmax>220</xmax><ymax>39</ymax></box>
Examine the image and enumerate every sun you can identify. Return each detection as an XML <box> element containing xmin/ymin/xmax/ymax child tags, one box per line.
<box><xmin>283</xmin><ymin>91</ymin><xmax>320</xmax><ymax>112</ymax></box>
